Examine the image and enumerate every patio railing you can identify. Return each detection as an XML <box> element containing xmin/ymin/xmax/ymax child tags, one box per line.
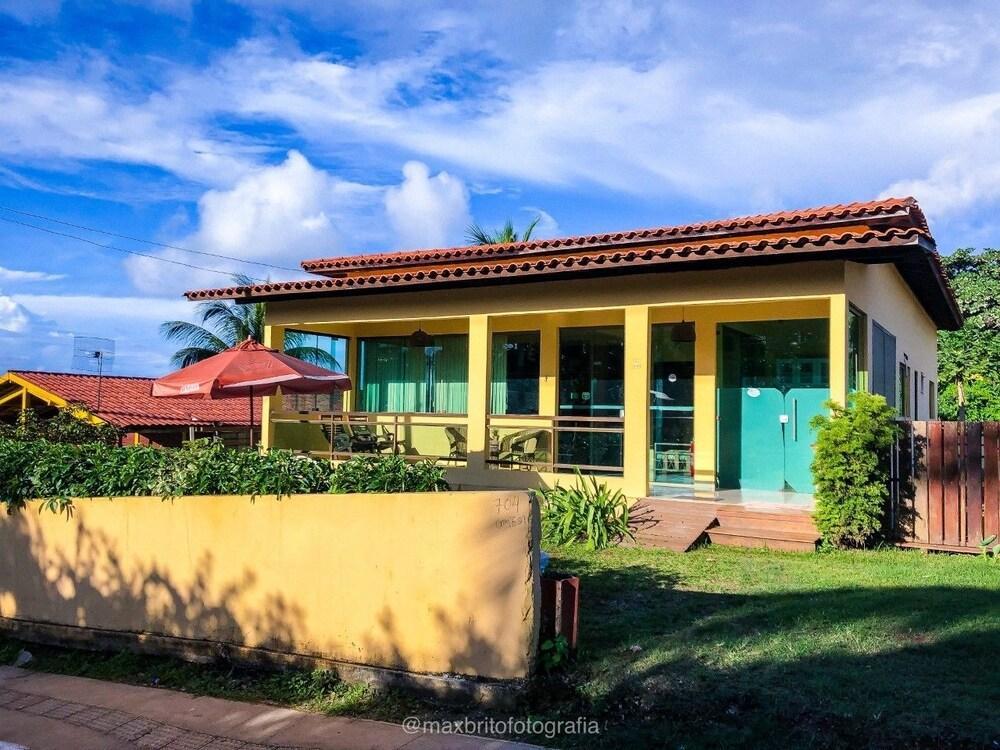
<box><xmin>487</xmin><ymin>414</ymin><xmax>625</xmax><ymax>475</ymax></box>
<box><xmin>270</xmin><ymin>410</ymin><xmax>468</xmax><ymax>464</ymax></box>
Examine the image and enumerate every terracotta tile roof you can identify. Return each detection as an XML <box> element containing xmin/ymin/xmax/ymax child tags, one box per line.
<box><xmin>6</xmin><ymin>371</ymin><xmax>259</xmax><ymax>428</ymax></box>
<box><xmin>300</xmin><ymin>196</ymin><xmax>929</xmax><ymax>273</ymax></box>
<box><xmin>184</xmin><ymin>196</ymin><xmax>961</xmax><ymax>329</ymax></box>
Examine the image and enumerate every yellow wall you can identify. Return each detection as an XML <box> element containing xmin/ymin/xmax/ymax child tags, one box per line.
<box><xmin>844</xmin><ymin>262</ymin><xmax>940</xmax><ymax>418</ymax></box>
<box><xmin>261</xmin><ymin>261</ymin><xmax>938</xmax><ymax>497</ymax></box>
<box><xmin>0</xmin><ymin>491</ymin><xmax>541</xmax><ymax>681</ymax></box>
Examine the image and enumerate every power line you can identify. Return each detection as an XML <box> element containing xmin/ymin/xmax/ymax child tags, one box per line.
<box><xmin>0</xmin><ymin>205</ymin><xmax>302</xmax><ymax>273</ymax></box>
<box><xmin>0</xmin><ymin>215</ymin><xmax>267</xmax><ymax>282</ymax></box>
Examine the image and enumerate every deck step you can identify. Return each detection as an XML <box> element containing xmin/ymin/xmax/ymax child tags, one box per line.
<box><xmin>708</xmin><ymin>526</ymin><xmax>819</xmax><ymax>552</ymax></box>
<box><xmin>630</xmin><ymin>500</ymin><xmax>716</xmax><ymax>552</ymax></box>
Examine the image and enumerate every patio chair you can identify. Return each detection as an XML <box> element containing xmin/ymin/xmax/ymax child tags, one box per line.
<box><xmin>498</xmin><ymin>428</ymin><xmax>550</xmax><ymax>468</ymax></box>
<box><xmin>445</xmin><ymin>426</ymin><xmax>467</xmax><ymax>462</ymax></box>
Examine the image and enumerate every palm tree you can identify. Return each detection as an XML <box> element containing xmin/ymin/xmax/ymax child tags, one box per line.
<box><xmin>465</xmin><ymin>216</ymin><xmax>541</xmax><ymax>245</ymax></box>
<box><xmin>161</xmin><ymin>275</ymin><xmax>341</xmax><ymax>369</ymax></box>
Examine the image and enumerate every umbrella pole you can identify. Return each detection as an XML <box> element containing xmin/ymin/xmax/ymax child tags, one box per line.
<box><xmin>249</xmin><ymin>385</ymin><xmax>254</xmax><ymax>449</ymax></box>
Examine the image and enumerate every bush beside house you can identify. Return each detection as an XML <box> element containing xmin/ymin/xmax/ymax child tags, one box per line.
<box><xmin>810</xmin><ymin>392</ymin><xmax>900</xmax><ymax>548</ymax></box>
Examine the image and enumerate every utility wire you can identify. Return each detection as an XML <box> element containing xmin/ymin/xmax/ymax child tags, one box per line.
<box><xmin>0</xmin><ymin>215</ymin><xmax>266</xmax><ymax>282</ymax></box>
<box><xmin>0</xmin><ymin>205</ymin><xmax>301</xmax><ymax>273</ymax></box>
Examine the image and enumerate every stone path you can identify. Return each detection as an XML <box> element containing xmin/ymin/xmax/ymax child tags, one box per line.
<box><xmin>0</xmin><ymin>667</ymin><xmax>538</xmax><ymax>750</ymax></box>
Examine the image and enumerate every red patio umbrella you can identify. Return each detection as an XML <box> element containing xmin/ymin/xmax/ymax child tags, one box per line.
<box><xmin>152</xmin><ymin>338</ymin><xmax>352</xmax><ymax>446</ymax></box>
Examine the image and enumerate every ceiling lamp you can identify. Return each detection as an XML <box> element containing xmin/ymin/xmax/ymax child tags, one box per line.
<box><xmin>407</xmin><ymin>328</ymin><xmax>434</xmax><ymax>348</ymax></box>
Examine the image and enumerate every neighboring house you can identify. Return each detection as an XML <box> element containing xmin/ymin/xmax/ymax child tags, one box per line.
<box><xmin>185</xmin><ymin>197</ymin><xmax>961</xmax><ymax>503</ymax></box>
<box><xmin>0</xmin><ymin>371</ymin><xmax>259</xmax><ymax>447</ymax></box>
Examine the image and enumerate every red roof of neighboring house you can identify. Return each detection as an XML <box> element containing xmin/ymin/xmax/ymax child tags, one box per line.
<box><xmin>184</xmin><ymin>197</ymin><xmax>962</xmax><ymax>330</ymax></box>
<box><xmin>7</xmin><ymin>371</ymin><xmax>260</xmax><ymax>429</ymax></box>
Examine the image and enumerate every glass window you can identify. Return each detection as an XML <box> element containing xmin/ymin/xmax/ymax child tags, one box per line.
<box><xmin>558</xmin><ymin>326</ymin><xmax>624</xmax><ymax>472</ymax></box>
<box><xmin>491</xmin><ymin>331</ymin><xmax>540</xmax><ymax>415</ymax></box>
<box><xmin>650</xmin><ymin>324</ymin><xmax>695</xmax><ymax>486</ymax></box>
<box><xmin>283</xmin><ymin>331</ymin><xmax>349</xmax><ymax>411</ymax></box>
<box><xmin>358</xmin><ymin>335</ymin><xmax>468</xmax><ymax>414</ymax></box>
<box><xmin>848</xmin><ymin>306</ymin><xmax>867</xmax><ymax>392</ymax></box>
<box><xmin>871</xmin><ymin>322</ymin><xmax>897</xmax><ymax>408</ymax></box>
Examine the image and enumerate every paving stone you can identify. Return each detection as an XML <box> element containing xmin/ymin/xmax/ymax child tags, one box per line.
<box><xmin>160</xmin><ymin>731</ymin><xmax>216</xmax><ymax>750</ymax></box>
<box><xmin>6</xmin><ymin>692</ymin><xmax>46</xmax><ymax>710</ymax></box>
<box><xmin>0</xmin><ymin>688</ymin><xmax>22</xmax><ymax>707</ymax></box>
<box><xmin>111</xmin><ymin>716</ymin><xmax>159</xmax><ymax>741</ymax></box>
<box><xmin>21</xmin><ymin>696</ymin><xmax>66</xmax><ymax>715</ymax></box>
<box><xmin>65</xmin><ymin>705</ymin><xmax>111</xmax><ymax>726</ymax></box>
<box><xmin>44</xmin><ymin>699</ymin><xmax>89</xmax><ymax>720</ymax></box>
<box><xmin>136</xmin><ymin>724</ymin><xmax>187</xmax><ymax>749</ymax></box>
<box><xmin>200</xmin><ymin>738</ymin><xmax>248</xmax><ymax>750</ymax></box>
<box><xmin>84</xmin><ymin>707</ymin><xmax>134</xmax><ymax>732</ymax></box>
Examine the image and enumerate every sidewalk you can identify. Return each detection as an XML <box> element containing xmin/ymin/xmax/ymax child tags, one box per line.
<box><xmin>0</xmin><ymin>666</ymin><xmax>540</xmax><ymax>750</ymax></box>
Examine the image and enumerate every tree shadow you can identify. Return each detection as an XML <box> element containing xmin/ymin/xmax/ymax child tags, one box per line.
<box><xmin>524</xmin><ymin>551</ymin><xmax>1000</xmax><ymax>749</ymax></box>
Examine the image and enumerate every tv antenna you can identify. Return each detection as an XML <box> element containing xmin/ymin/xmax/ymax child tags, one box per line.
<box><xmin>72</xmin><ymin>336</ymin><xmax>116</xmax><ymax>412</ymax></box>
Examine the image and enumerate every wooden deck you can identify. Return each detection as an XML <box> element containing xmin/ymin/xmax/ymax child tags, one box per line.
<box><xmin>631</xmin><ymin>497</ymin><xmax>820</xmax><ymax>552</ymax></box>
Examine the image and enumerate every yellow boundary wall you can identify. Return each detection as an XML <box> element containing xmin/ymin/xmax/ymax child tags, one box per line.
<box><xmin>0</xmin><ymin>491</ymin><xmax>540</xmax><ymax>682</ymax></box>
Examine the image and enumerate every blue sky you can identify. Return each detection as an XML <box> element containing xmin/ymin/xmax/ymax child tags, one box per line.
<box><xmin>0</xmin><ymin>0</ymin><xmax>998</xmax><ymax>375</ymax></box>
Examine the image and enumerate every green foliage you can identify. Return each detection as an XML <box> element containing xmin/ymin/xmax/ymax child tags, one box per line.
<box><xmin>538</xmin><ymin>634</ymin><xmax>571</xmax><ymax>673</ymax></box>
<box><xmin>0</xmin><ymin>438</ymin><xmax>448</xmax><ymax>513</ymax></box>
<box><xmin>329</xmin><ymin>454</ymin><xmax>448</xmax><ymax>493</ymax></box>
<box><xmin>160</xmin><ymin>274</ymin><xmax>340</xmax><ymax>368</ymax></box>
<box><xmin>0</xmin><ymin>404</ymin><xmax>121</xmax><ymax>446</ymax></box>
<box><xmin>465</xmin><ymin>216</ymin><xmax>541</xmax><ymax>245</ymax></box>
<box><xmin>810</xmin><ymin>392</ymin><xmax>900</xmax><ymax>548</ymax></box>
<box><xmin>540</xmin><ymin>470</ymin><xmax>634</xmax><ymax>550</ymax></box>
<box><xmin>977</xmin><ymin>534</ymin><xmax>1000</xmax><ymax>561</ymax></box>
<box><xmin>937</xmin><ymin>248</ymin><xmax>1000</xmax><ymax>420</ymax></box>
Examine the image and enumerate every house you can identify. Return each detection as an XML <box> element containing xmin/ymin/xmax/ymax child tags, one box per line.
<box><xmin>185</xmin><ymin>197</ymin><xmax>961</xmax><ymax>505</ymax></box>
<box><xmin>0</xmin><ymin>370</ymin><xmax>259</xmax><ymax>447</ymax></box>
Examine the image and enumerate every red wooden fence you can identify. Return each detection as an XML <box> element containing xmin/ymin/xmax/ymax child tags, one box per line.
<box><xmin>893</xmin><ymin>421</ymin><xmax>1000</xmax><ymax>552</ymax></box>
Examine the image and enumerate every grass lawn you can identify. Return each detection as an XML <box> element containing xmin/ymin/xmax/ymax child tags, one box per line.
<box><xmin>3</xmin><ymin>546</ymin><xmax>999</xmax><ymax>748</ymax></box>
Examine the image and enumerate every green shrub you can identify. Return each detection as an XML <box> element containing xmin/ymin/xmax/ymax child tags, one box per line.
<box><xmin>0</xmin><ymin>404</ymin><xmax>121</xmax><ymax>446</ymax></box>
<box><xmin>0</xmin><ymin>438</ymin><xmax>448</xmax><ymax>513</ymax></box>
<box><xmin>810</xmin><ymin>391</ymin><xmax>900</xmax><ymax>548</ymax></box>
<box><xmin>330</xmin><ymin>454</ymin><xmax>448</xmax><ymax>493</ymax></box>
<box><xmin>540</xmin><ymin>470</ymin><xmax>634</xmax><ymax>550</ymax></box>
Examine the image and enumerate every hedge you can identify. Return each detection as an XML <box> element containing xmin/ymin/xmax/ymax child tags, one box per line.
<box><xmin>0</xmin><ymin>438</ymin><xmax>448</xmax><ymax>514</ymax></box>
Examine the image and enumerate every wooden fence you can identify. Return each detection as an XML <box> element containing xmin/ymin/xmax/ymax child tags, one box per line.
<box><xmin>892</xmin><ymin>421</ymin><xmax>1000</xmax><ymax>552</ymax></box>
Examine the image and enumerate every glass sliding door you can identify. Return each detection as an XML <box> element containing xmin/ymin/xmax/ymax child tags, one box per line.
<box><xmin>490</xmin><ymin>331</ymin><xmax>540</xmax><ymax>415</ymax></box>
<box><xmin>716</xmin><ymin>319</ymin><xmax>829</xmax><ymax>496</ymax></box>
<box><xmin>558</xmin><ymin>326</ymin><xmax>624</xmax><ymax>473</ymax></box>
<box><xmin>649</xmin><ymin>324</ymin><xmax>695</xmax><ymax>488</ymax></box>
<box><xmin>358</xmin><ymin>335</ymin><xmax>468</xmax><ymax>413</ymax></box>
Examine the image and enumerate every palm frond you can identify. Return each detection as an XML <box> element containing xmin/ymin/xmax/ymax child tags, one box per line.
<box><xmin>285</xmin><ymin>346</ymin><xmax>341</xmax><ymax>370</ymax></box>
<box><xmin>522</xmin><ymin>215</ymin><xmax>541</xmax><ymax>242</ymax></box>
<box><xmin>465</xmin><ymin>223</ymin><xmax>495</xmax><ymax>245</ymax></box>
<box><xmin>170</xmin><ymin>346</ymin><xmax>220</xmax><ymax>368</ymax></box>
<box><xmin>159</xmin><ymin>320</ymin><xmax>229</xmax><ymax>353</ymax></box>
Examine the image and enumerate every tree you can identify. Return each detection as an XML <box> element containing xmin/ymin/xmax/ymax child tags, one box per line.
<box><xmin>161</xmin><ymin>276</ymin><xmax>341</xmax><ymax>369</ymax></box>
<box><xmin>937</xmin><ymin>249</ymin><xmax>1000</xmax><ymax>420</ymax></box>
<box><xmin>465</xmin><ymin>216</ymin><xmax>541</xmax><ymax>245</ymax></box>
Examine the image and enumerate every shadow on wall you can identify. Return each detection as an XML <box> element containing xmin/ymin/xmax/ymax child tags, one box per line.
<box><xmin>0</xmin><ymin>493</ymin><xmax>539</xmax><ymax>682</ymax></box>
<box><xmin>0</xmin><ymin>511</ymin><xmax>305</xmax><ymax>656</ymax></box>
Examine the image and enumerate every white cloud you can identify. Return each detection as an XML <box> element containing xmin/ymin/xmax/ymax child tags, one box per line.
<box><xmin>523</xmin><ymin>208</ymin><xmax>560</xmax><ymax>239</ymax></box>
<box><xmin>0</xmin><ymin>293</ymin><xmax>29</xmax><ymax>333</ymax></box>
<box><xmin>125</xmin><ymin>150</ymin><xmax>380</xmax><ymax>293</ymax></box>
<box><xmin>10</xmin><ymin>292</ymin><xmax>197</xmax><ymax>375</ymax></box>
<box><xmin>384</xmin><ymin>161</ymin><xmax>470</xmax><ymax>249</ymax></box>
<box><xmin>0</xmin><ymin>265</ymin><xmax>65</xmax><ymax>283</ymax></box>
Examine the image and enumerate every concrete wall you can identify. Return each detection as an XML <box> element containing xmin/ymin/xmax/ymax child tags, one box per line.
<box><xmin>844</xmin><ymin>262</ymin><xmax>940</xmax><ymax>418</ymax></box>
<box><xmin>0</xmin><ymin>491</ymin><xmax>540</xmax><ymax>682</ymax></box>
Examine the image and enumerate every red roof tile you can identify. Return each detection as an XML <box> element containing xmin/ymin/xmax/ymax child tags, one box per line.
<box><xmin>8</xmin><ymin>371</ymin><xmax>259</xmax><ymax>428</ymax></box>
<box><xmin>300</xmin><ymin>196</ymin><xmax>928</xmax><ymax>273</ymax></box>
<box><xmin>183</xmin><ymin>196</ymin><xmax>961</xmax><ymax>330</ymax></box>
